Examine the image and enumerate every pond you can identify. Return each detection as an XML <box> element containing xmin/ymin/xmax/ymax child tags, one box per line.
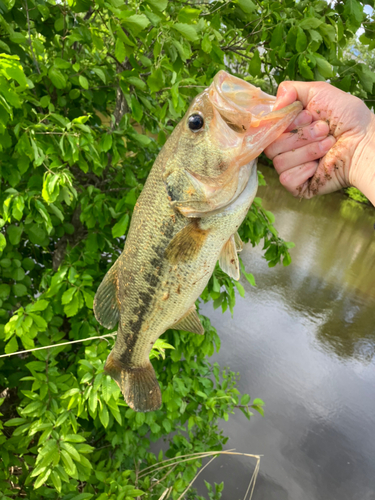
<box><xmin>198</xmin><ymin>166</ymin><xmax>375</xmax><ymax>500</ymax></box>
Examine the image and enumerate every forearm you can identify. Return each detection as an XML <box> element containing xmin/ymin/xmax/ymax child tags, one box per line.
<box><xmin>350</xmin><ymin>115</ymin><xmax>375</xmax><ymax>206</ymax></box>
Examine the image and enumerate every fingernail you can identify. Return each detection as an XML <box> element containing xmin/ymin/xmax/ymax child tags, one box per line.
<box><xmin>312</xmin><ymin>121</ymin><xmax>329</xmax><ymax>139</ymax></box>
<box><xmin>319</xmin><ymin>136</ymin><xmax>335</xmax><ymax>152</ymax></box>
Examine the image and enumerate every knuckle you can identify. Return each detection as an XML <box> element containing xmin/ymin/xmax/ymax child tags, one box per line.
<box><xmin>273</xmin><ymin>154</ymin><xmax>284</xmax><ymax>171</ymax></box>
<box><xmin>279</xmin><ymin>170</ymin><xmax>290</xmax><ymax>187</ymax></box>
<box><xmin>307</xmin><ymin>142</ymin><xmax>321</xmax><ymax>157</ymax></box>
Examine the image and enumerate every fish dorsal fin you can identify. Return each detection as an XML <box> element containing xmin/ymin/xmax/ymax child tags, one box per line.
<box><xmin>93</xmin><ymin>259</ymin><xmax>120</xmax><ymax>329</ymax></box>
<box><xmin>219</xmin><ymin>235</ymin><xmax>240</xmax><ymax>281</ymax></box>
<box><xmin>172</xmin><ymin>305</ymin><xmax>204</xmax><ymax>335</ymax></box>
<box><xmin>165</xmin><ymin>221</ymin><xmax>210</xmax><ymax>265</ymax></box>
<box><xmin>234</xmin><ymin>232</ymin><xmax>244</xmax><ymax>252</ymax></box>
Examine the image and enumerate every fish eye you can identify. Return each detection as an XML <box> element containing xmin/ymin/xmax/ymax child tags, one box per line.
<box><xmin>188</xmin><ymin>114</ymin><xmax>204</xmax><ymax>131</ymax></box>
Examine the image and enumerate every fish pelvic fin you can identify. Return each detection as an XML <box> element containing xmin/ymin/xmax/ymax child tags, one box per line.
<box><xmin>234</xmin><ymin>231</ymin><xmax>244</xmax><ymax>252</ymax></box>
<box><xmin>219</xmin><ymin>235</ymin><xmax>240</xmax><ymax>281</ymax></box>
<box><xmin>165</xmin><ymin>220</ymin><xmax>210</xmax><ymax>264</ymax></box>
<box><xmin>172</xmin><ymin>305</ymin><xmax>204</xmax><ymax>335</ymax></box>
<box><xmin>104</xmin><ymin>351</ymin><xmax>162</xmax><ymax>412</ymax></box>
<box><xmin>93</xmin><ymin>259</ymin><xmax>120</xmax><ymax>329</ymax></box>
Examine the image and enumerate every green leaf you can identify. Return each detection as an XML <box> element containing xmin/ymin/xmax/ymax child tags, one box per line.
<box><xmin>48</xmin><ymin>67</ymin><xmax>66</xmax><ymax>89</ymax></box>
<box><xmin>126</xmin><ymin>76</ymin><xmax>146</xmax><ymax>90</ymax></box>
<box><xmin>147</xmin><ymin>68</ymin><xmax>165</xmax><ymax>92</ymax></box>
<box><xmin>62</xmin><ymin>287</ymin><xmax>76</xmax><ymax>305</ymax></box>
<box><xmin>296</xmin><ymin>28</ymin><xmax>307</xmax><ymax>52</ymax></box>
<box><xmin>249</xmin><ymin>50</ymin><xmax>261</xmax><ymax>77</ymax></box>
<box><xmin>34</xmin><ymin>468</ymin><xmax>51</xmax><ymax>489</ymax></box>
<box><xmin>298</xmin><ymin>55</ymin><xmax>314</xmax><ymax>80</ymax></box>
<box><xmin>112</xmin><ymin>213</ymin><xmax>129</xmax><ymax>238</ymax></box>
<box><xmin>9</xmin><ymin>32</ymin><xmax>27</xmax><ymax>45</ymax></box>
<box><xmin>63</xmin><ymin>434</ymin><xmax>86</xmax><ymax>443</ymax></box>
<box><xmin>61</xmin><ymin>449</ymin><xmax>77</xmax><ymax>476</ymax></box>
<box><xmin>54</xmin><ymin>57</ymin><xmax>71</xmax><ymax>69</ymax></box>
<box><xmin>343</xmin><ymin>0</ymin><xmax>363</xmax><ymax>28</ymax></box>
<box><xmin>241</xmin><ymin>394</ymin><xmax>251</xmax><ymax>405</ymax></box>
<box><xmin>315</xmin><ymin>55</ymin><xmax>334</xmax><ymax>78</ymax></box>
<box><xmin>101</xmin><ymin>134</ymin><xmax>112</xmax><ymax>152</ymax></box>
<box><xmin>115</xmin><ymin>38</ymin><xmax>126</xmax><ymax>63</ymax></box>
<box><xmin>54</xmin><ymin>17</ymin><xmax>64</xmax><ymax>31</ymax></box>
<box><xmin>5</xmin><ymin>335</ymin><xmax>18</xmax><ymax>354</ymax></box>
<box><xmin>123</xmin><ymin>14</ymin><xmax>150</xmax><ymax>33</ymax></box>
<box><xmin>64</xmin><ymin>293</ymin><xmax>80</xmax><ymax>317</ymax></box>
<box><xmin>0</xmin><ymin>233</ymin><xmax>6</xmax><ymax>253</ymax></box>
<box><xmin>7</xmin><ymin>224</ymin><xmax>23</xmax><ymax>245</ymax></box>
<box><xmin>146</xmin><ymin>0</ymin><xmax>168</xmax><ymax>11</ymax></box>
<box><xmin>201</xmin><ymin>33</ymin><xmax>212</xmax><ymax>54</ymax></box>
<box><xmin>299</xmin><ymin>18</ymin><xmax>322</xmax><ymax>29</ymax></box>
<box><xmin>178</xmin><ymin>6</ymin><xmax>201</xmax><ymax>23</ymax></box>
<box><xmin>270</xmin><ymin>24</ymin><xmax>283</xmax><ymax>49</ymax></box>
<box><xmin>61</xmin><ymin>442</ymin><xmax>81</xmax><ymax>462</ymax></box>
<box><xmin>13</xmin><ymin>284</ymin><xmax>27</xmax><ymax>297</ymax></box>
<box><xmin>356</xmin><ymin>65</ymin><xmax>375</xmax><ymax>93</ymax></box>
<box><xmin>79</xmin><ymin>75</ymin><xmax>89</xmax><ymax>90</ymax></box>
<box><xmin>173</xmin><ymin>23</ymin><xmax>198</xmax><ymax>42</ymax></box>
<box><xmin>51</xmin><ymin>470</ymin><xmax>62</xmax><ymax>493</ymax></box>
<box><xmin>93</xmin><ymin>67</ymin><xmax>106</xmax><ymax>83</ymax></box>
<box><xmin>0</xmin><ymin>284</ymin><xmax>10</xmax><ymax>299</ymax></box>
<box><xmin>237</xmin><ymin>0</ymin><xmax>256</xmax><ymax>13</ymax></box>
<box><xmin>99</xmin><ymin>403</ymin><xmax>109</xmax><ymax>428</ymax></box>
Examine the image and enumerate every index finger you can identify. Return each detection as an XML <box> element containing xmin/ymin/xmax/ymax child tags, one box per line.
<box><xmin>273</xmin><ymin>81</ymin><xmax>314</xmax><ymax>111</ymax></box>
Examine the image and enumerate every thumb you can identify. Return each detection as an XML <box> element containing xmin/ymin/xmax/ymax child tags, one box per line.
<box><xmin>273</xmin><ymin>81</ymin><xmax>312</xmax><ymax>111</ymax></box>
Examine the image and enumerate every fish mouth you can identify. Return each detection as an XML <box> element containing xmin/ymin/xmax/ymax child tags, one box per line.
<box><xmin>208</xmin><ymin>70</ymin><xmax>303</xmax><ymax>163</ymax></box>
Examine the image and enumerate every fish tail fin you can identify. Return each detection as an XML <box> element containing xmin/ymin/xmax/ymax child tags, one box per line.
<box><xmin>104</xmin><ymin>351</ymin><xmax>162</xmax><ymax>412</ymax></box>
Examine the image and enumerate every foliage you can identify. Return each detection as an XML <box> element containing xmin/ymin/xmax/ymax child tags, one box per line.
<box><xmin>0</xmin><ymin>0</ymin><xmax>373</xmax><ymax>498</ymax></box>
<box><xmin>344</xmin><ymin>186</ymin><xmax>370</xmax><ymax>204</ymax></box>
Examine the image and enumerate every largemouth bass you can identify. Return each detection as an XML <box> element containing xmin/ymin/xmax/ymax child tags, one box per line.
<box><xmin>94</xmin><ymin>71</ymin><xmax>302</xmax><ymax>412</ymax></box>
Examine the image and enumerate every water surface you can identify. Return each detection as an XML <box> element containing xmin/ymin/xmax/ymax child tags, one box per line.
<box><xmin>199</xmin><ymin>166</ymin><xmax>375</xmax><ymax>500</ymax></box>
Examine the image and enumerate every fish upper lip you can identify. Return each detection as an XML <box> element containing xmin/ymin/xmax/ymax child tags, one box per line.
<box><xmin>208</xmin><ymin>70</ymin><xmax>302</xmax><ymax>130</ymax></box>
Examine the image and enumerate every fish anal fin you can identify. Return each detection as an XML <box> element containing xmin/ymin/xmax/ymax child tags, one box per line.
<box><xmin>93</xmin><ymin>260</ymin><xmax>120</xmax><ymax>329</ymax></box>
<box><xmin>172</xmin><ymin>305</ymin><xmax>204</xmax><ymax>335</ymax></box>
<box><xmin>219</xmin><ymin>235</ymin><xmax>240</xmax><ymax>280</ymax></box>
<box><xmin>234</xmin><ymin>232</ymin><xmax>244</xmax><ymax>252</ymax></box>
<box><xmin>105</xmin><ymin>351</ymin><xmax>162</xmax><ymax>412</ymax></box>
<box><xmin>165</xmin><ymin>221</ymin><xmax>210</xmax><ymax>264</ymax></box>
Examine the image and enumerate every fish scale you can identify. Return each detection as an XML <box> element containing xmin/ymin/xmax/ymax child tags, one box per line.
<box><xmin>93</xmin><ymin>71</ymin><xmax>302</xmax><ymax>412</ymax></box>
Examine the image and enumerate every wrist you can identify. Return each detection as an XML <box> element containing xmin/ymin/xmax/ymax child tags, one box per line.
<box><xmin>350</xmin><ymin>114</ymin><xmax>375</xmax><ymax>206</ymax></box>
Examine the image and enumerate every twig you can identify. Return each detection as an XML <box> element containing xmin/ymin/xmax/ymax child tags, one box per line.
<box><xmin>176</xmin><ymin>456</ymin><xmax>217</xmax><ymax>500</ymax></box>
<box><xmin>25</xmin><ymin>0</ymin><xmax>40</xmax><ymax>74</ymax></box>
<box><xmin>149</xmin><ymin>465</ymin><xmax>177</xmax><ymax>492</ymax></box>
<box><xmin>201</xmin><ymin>0</ymin><xmax>231</xmax><ymax>16</ymax></box>
<box><xmin>0</xmin><ymin>333</ymin><xmax>117</xmax><ymax>359</ymax></box>
<box><xmin>139</xmin><ymin>449</ymin><xmax>236</xmax><ymax>477</ymax></box>
<box><xmin>140</xmin><ymin>450</ymin><xmax>262</xmax><ymax>500</ymax></box>
<box><xmin>107</xmin><ymin>52</ymin><xmax>128</xmax><ymax>71</ymax></box>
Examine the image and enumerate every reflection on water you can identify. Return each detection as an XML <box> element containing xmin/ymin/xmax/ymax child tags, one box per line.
<box><xmin>198</xmin><ymin>167</ymin><xmax>375</xmax><ymax>500</ymax></box>
<box><xmin>254</xmin><ymin>167</ymin><xmax>375</xmax><ymax>362</ymax></box>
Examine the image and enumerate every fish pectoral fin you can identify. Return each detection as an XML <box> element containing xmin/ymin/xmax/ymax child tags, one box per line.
<box><xmin>234</xmin><ymin>231</ymin><xmax>244</xmax><ymax>253</ymax></box>
<box><xmin>172</xmin><ymin>305</ymin><xmax>204</xmax><ymax>335</ymax></box>
<box><xmin>93</xmin><ymin>259</ymin><xmax>120</xmax><ymax>329</ymax></box>
<box><xmin>105</xmin><ymin>350</ymin><xmax>162</xmax><ymax>412</ymax></box>
<box><xmin>165</xmin><ymin>220</ymin><xmax>210</xmax><ymax>264</ymax></box>
<box><xmin>219</xmin><ymin>235</ymin><xmax>240</xmax><ymax>281</ymax></box>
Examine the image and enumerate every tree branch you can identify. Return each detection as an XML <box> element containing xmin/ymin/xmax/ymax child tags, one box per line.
<box><xmin>25</xmin><ymin>0</ymin><xmax>40</xmax><ymax>74</ymax></box>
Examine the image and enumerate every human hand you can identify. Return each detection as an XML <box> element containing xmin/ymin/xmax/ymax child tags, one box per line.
<box><xmin>264</xmin><ymin>81</ymin><xmax>375</xmax><ymax>203</ymax></box>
